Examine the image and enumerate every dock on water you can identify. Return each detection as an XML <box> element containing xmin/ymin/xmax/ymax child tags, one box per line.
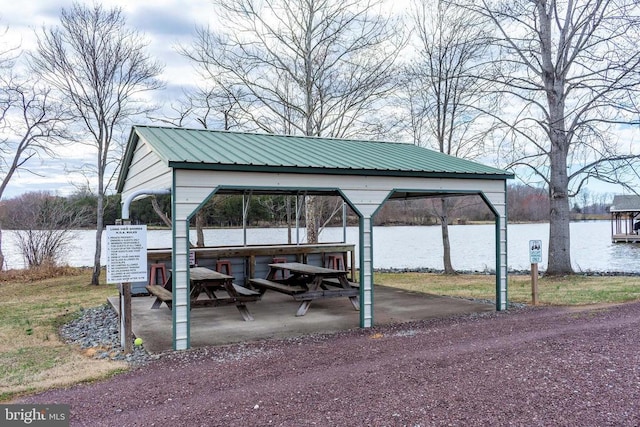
<box><xmin>610</xmin><ymin>195</ymin><xmax>640</xmax><ymax>243</ymax></box>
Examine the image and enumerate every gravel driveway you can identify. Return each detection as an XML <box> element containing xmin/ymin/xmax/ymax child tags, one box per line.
<box><xmin>19</xmin><ymin>301</ymin><xmax>640</xmax><ymax>426</ymax></box>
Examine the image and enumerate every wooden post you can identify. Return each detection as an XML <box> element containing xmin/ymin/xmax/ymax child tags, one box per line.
<box><xmin>531</xmin><ymin>263</ymin><xmax>538</xmax><ymax>306</ymax></box>
<box><xmin>248</xmin><ymin>255</ymin><xmax>255</xmax><ymax>285</ymax></box>
<box><xmin>350</xmin><ymin>249</ymin><xmax>356</xmax><ymax>281</ymax></box>
<box><xmin>120</xmin><ymin>282</ymin><xmax>133</xmax><ymax>353</ymax></box>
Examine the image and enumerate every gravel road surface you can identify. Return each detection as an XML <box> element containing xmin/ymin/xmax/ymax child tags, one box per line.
<box><xmin>19</xmin><ymin>302</ymin><xmax>640</xmax><ymax>426</ymax></box>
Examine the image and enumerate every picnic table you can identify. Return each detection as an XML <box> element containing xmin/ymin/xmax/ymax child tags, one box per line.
<box><xmin>146</xmin><ymin>267</ymin><xmax>260</xmax><ymax>321</ymax></box>
<box><xmin>249</xmin><ymin>262</ymin><xmax>359</xmax><ymax>316</ymax></box>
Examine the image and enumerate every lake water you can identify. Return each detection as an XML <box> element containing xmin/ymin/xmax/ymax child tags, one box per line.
<box><xmin>3</xmin><ymin>221</ymin><xmax>639</xmax><ymax>273</ymax></box>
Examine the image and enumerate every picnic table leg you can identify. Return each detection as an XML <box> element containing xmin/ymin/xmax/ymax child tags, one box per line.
<box><xmin>338</xmin><ymin>275</ymin><xmax>360</xmax><ymax>311</ymax></box>
<box><xmin>202</xmin><ymin>284</ymin><xmax>216</xmax><ymax>300</ymax></box>
<box><xmin>236</xmin><ymin>303</ymin><xmax>255</xmax><ymax>321</ymax></box>
<box><xmin>294</xmin><ymin>275</ymin><xmax>325</xmax><ymax>316</ymax></box>
<box><xmin>296</xmin><ymin>300</ymin><xmax>312</xmax><ymax>316</ymax></box>
<box><xmin>163</xmin><ymin>275</ymin><xmax>172</xmax><ymax>290</ymax></box>
<box><xmin>224</xmin><ymin>281</ymin><xmax>255</xmax><ymax>321</ymax></box>
<box><xmin>190</xmin><ymin>285</ymin><xmax>198</xmax><ymax>301</ymax></box>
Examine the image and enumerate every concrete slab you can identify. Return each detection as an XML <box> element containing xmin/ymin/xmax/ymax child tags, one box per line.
<box><xmin>109</xmin><ymin>285</ymin><xmax>494</xmax><ymax>353</ymax></box>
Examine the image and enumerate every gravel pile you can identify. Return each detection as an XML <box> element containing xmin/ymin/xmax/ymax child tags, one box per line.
<box><xmin>59</xmin><ymin>304</ymin><xmax>157</xmax><ymax>366</ymax></box>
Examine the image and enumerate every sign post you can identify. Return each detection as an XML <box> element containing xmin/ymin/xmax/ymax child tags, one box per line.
<box><xmin>106</xmin><ymin>224</ymin><xmax>147</xmax><ymax>353</ymax></box>
<box><xmin>529</xmin><ymin>240</ymin><xmax>542</xmax><ymax>305</ymax></box>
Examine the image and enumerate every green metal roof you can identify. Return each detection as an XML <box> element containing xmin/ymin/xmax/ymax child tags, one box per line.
<box><xmin>117</xmin><ymin>125</ymin><xmax>513</xmax><ymax>191</ymax></box>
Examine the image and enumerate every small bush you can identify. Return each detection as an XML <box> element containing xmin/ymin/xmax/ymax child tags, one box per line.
<box><xmin>4</xmin><ymin>192</ymin><xmax>92</xmax><ymax>268</ymax></box>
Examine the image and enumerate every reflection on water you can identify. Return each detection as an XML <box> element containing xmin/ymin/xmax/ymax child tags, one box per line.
<box><xmin>3</xmin><ymin>221</ymin><xmax>638</xmax><ymax>272</ymax></box>
<box><xmin>607</xmin><ymin>243</ymin><xmax>640</xmax><ymax>272</ymax></box>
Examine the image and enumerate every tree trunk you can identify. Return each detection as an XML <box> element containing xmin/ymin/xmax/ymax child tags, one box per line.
<box><xmin>91</xmin><ymin>192</ymin><xmax>104</xmax><ymax>285</ymax></box>
<box><xmin>541</xmin><ymin>8</ymin><xmax>573</xmax><ymax>275</ymax></box>
<box><xmin>151</xmin><ymin>196</ymin><xmax>172</xmax><ymax>228</ymax></box>
<box><xmin>196</xmin><ymin>211</ymin><xmax>205</xmax><ymax>247</ymax></box>
<box><xmin>305</xmin><ymin>195</ymin><xmax>319</xmax><ymax>244</ymax></box>
<box><xmin>0</xmin><ymin>227</ymin><xmax>4</xmax><ymax>270</ymax></box>
<box><xmin>439</xmin><ymin>198</ymin><xmax>455</xmax><ymax>274</ymax></box>
<box><xmin>546</xmin><ymin>144</ymin><xmax>573</xmax><ymax>275</ymax></box>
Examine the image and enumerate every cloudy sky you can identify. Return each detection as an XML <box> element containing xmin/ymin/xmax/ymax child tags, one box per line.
<box><xmin>2</xmin><ymin>0</ymin><xmax>217</xmax><ymax>199</ymax></box>
<box><xmin>1</xmin><ymin>1</ymin><xmax>635</xmax><ymax>201</ymax></box>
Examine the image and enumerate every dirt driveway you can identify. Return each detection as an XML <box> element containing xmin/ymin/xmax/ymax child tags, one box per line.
<box><xmin>19</xmin><ymin>302</ymin><xmax>640</xmax><ymax>426</ymax></box>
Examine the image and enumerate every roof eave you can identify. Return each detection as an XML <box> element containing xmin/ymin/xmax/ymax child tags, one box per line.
<box><xmin>610</xmin><ymin>208</ymin><xmax>640</xmax><ymax>212</ymax></box>
<box><xmin>168</xmin><ymin>161</ymin><xmax>515</xmax><ymax>180</ymax></box>
<box><xmin>116</xmin><ymin>128</ymin><xmax>141</xmax><ymax>193</ymax></box>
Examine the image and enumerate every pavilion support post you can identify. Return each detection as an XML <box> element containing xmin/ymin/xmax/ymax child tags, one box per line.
<box><xmin>172</xmin><ymin>215</ymin><xmax>191</xmax><ymax>351</ymax></box>
<box><xmin>360</xmin><ymin>216</ymin><xmax>374</xmax><ymax>328</ymax></box>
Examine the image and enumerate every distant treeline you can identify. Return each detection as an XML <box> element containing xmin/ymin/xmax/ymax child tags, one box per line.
<box><xmin>0</xmin><ymin>184</ymin><xmax>613</xmax><ymax>230</ymax></box>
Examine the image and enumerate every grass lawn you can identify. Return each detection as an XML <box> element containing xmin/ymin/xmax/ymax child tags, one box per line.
<box><xmin>0</xmin><ymin>269</ymin><xmax>123</xmax><ymax>402</ymax></box>
<box><xmin>2</xmin><ymin>268</ymin><xmax>640</xmax><ymax>402</ymax></box>
<box><xmin>375</xmin><ymin>272</ymin><xmax>640</xmax><ymax>306</ymax></box>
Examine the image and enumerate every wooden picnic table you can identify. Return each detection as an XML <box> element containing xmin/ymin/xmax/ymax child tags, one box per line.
<box><xmin>249</xmin><ymin>262</ymin><xmax>359</xmax><ymax>316</ymax></box>
<box><xmin>147</xmin><ymin>267</ymin><xmax>260</xmax><ymax>321</ymax></box>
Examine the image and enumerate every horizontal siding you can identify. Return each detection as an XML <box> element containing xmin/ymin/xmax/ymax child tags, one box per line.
<box><xmin>176</xmin><ymin>169</ymin><xmax>505</xmax><ymax>195</ymax></box>
<box><xmin>121</xmin><ymin>139</ymin><xmax>172</xmax><ymax>198</ymax></box>
<box><xmin>485</xmin><ymin>192</ymin><xmax>507</xmax><ymax>216</ymax></box>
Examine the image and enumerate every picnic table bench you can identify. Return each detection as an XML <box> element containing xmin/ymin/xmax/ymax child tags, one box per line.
<box><xmin>148</xmin><ymin>267</ymin><xmax>260</xmax><ymax>321</ymax></box>
<box><xmin>322</xmin><ymin>277</ymin><xmax>359</xmax><ymax>288</ymax></box>
<box><xmin>231</xmin><ymin>283</ymin><xmax>262</xmax><ymax>296</ymax></box>
<box><xmin>248</xmin><ymin>278</ymin><xmax>306</xmax><ymax>295</ymax></box>
<box><xmin>249</xmin><ymin>262</ymin><xmax>359</xmax><ymax>316</ymax></box>
<box><xmin>146</xmin><ymin>284</ymin><xmax>173</xmax><ymax>309</ymax></box>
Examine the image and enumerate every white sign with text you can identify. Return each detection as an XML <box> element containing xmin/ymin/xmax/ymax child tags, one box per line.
<box><xmin>529</xmin><ymin>239</ymin><xmax>542</xmax><ymax>264</ymax></box>
<box><xmin>106</xmin><ymin>225</ymin><xmax>148</xmax><ymax>284</ymax></box>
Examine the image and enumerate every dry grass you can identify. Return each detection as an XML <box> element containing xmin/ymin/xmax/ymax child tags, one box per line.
<box><xmin>0</xmin><ymin>265</ymin><xmax>86</xmax><ymax>284</ymax></box>
<box><xmin>375</xmin><ymin>272</ymin><xmax>640</xmax><ymax>306</ymax></box>
<box><xmin>0</xmin><ymin>269</ymin><xmax>125</xmax><ymax>402</ymax></box>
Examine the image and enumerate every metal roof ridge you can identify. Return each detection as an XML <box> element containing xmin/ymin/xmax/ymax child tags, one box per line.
<box><xmin>132</xmin><ymin>124</ymin><xmax>421</xmax><ymax>148</ymax></box>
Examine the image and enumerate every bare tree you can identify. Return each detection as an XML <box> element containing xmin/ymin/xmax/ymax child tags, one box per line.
<box><xmin>30</xmin><ymin>2</ymin><xmax>163</xmax><ymax>284</ymax></box>
<box><xmin>6</xmin><ymin>192</ymin><xmax>91</xmax><ymax>268</ymax></box>
<box><xmin>459</xmin><ymin>0</ymin><xmax>640</xmax><ymax>275</ymax></box>
<box><xmin>0</xmin><ymin>78</ymin><xmax>69</xmax><ymax>199</ymax></box>
<box><xmin>154</xmin><ymin>84</ymin><xmax>246</xmax><ymax>132</ymax></box>
<box><xmin>404</xmin><ymin>0</ymin><xmax>496</xmax><ymax>273</ymax></box>
<box><xmin>0</xmin><ymin>36</ymin><xmax>69</xmax><ymax>269</ymax></box>
<box><xmin>151</xmin><ymin>84</ymin><xmax>244</xmax><ymax>246</ymax></box>
<box><xmin>181</xmin><ymin>0</ymin><xmax>404</xmax><ymax>242</ymax></box>
<box><xmin>579</xmin><ymin>189</ymin><xmax>591</xmax><ymax>215</ymax></box>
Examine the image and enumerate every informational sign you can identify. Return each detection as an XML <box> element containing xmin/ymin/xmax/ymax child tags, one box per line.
<box><xmin>529</xmin><ymin>239</ymin><xmax>542</xmax><ymax>264</ymax></box>
<box><xmin>106</xmin><ymin>225</ymin><xmax>148</xmax><ymax>284</ymax></box>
